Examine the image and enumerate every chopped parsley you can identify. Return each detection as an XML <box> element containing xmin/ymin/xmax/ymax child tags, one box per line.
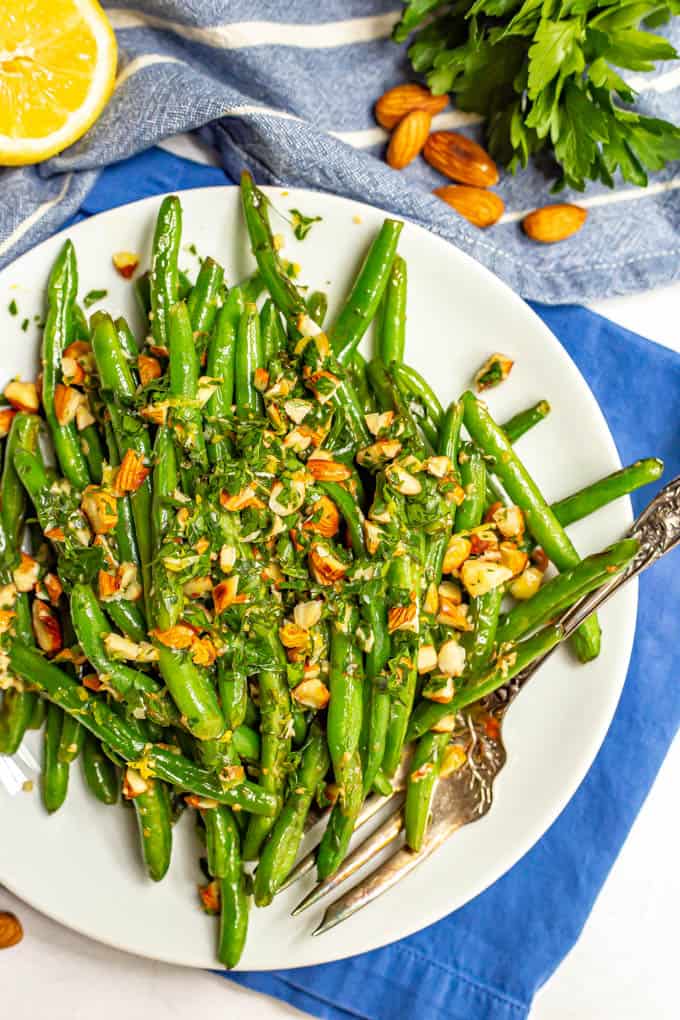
<box><xmin>8</xmin><ymin>300</ymin><xmax>18</xmax><ymax>316</ymax></box>
<box><xmin>289</xmin><ymin>209</ymin><xmax>322</xmax><ymax>241</ymax></box>
<box><xmin>83</xmin><ymin>289</ymin><xmax>108</xmax><ymax>308</ymax></box>
<box><xmin>21</xmin><ymin>318</ymin><xmax>29</xmax><ymax>332</ymax></box>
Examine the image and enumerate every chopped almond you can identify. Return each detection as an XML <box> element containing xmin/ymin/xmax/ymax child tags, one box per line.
<box><xmin>305</xmin><ymin>369</ymin><xmax>339</xmax><ymax>404</ymax></box>
<box><xmin>307</xmin><ymin>457</ymin><xmax>352</xmax><ymax>482</ymax></box>
<box><xmin>112</xmin><ymin>251</ymin><xmax>140</xmax><ymax>279</ymax></box>
<box><xmin>199</xmin><ymin>880</ymin><xmax>221</xmax><ymax>915</ymax></box>
<box><xmin>269</xmin><ymin>478</ymin><xmax>306</xmax><ymax>517</ymax></box>
<box><xmin>510</xmin><ymin>565</ymin><xmax>543</xmax><ymax>601</ymax></box>
<box><xmin>388</xmin><ymin>600</ymin><xmax>418</xmax><ymax>634</ymax></box>
<box><xmin>54</xmin><ymin>383</ymin><xmax>84</xmax><ymax>426</ymax></box>
<box><xmin>438</xmin><ymin>639</ymin><xmax>466</xmax><ymax>677</ymax></box>
<box><xmin>151</xmin><ymin>623</ymin><xmax>196</xmax><ymax>649</ymax></box>
<box><xmin>192</xmin><ymin>637</ymin><xmax>217</xmax><ymax>667</ymax></box>
<box><xmin>364</xmin><ymin>520</ymin><xmax>382</xmax><ymax>555</ymax></box>
<box><xmin>292</xmin><ymin>677</ymin><xmax>330</xmax><ymax>709</ymax></box>
<box><xmin>279</xmin><ymin>622</ymin><xmax>310</xmax><ymax>652</ymax></box>
<box><xmin>437</xmin><ymin>598</ymin><xmax>472</xmax><ymax>632</ymax></box>
<box><xmin>423</xmin><ymin>676</ymin><xmax>455</xmax><ymax>704</ymax></box>
<box><xmin>254</xmin><ymin>367</ymin><xmax>270</xmax><ymax>392</ymax></box>
<box><xmin>13</xmin><ymin>553</ymin><xmax>39</xmax><ymax>593</ymax></box>
<box><xmin>43</xmin><ymin>573</ymin><xmax>63</xmax><ymax>606</ymax></box>
<box><xmin>81</xmin><ymin>487</ymin><xmax>118</xmax><ymax>534</ymax></box>
<box><xmin>386</xmin><ymin>464</ymin><xmax>421</xmax><ymax>495</ymax></box>
<box><xmin>213</xmin><ymin>576</ymin><xmax>244</xmax><ymax>614</ymax></box>
<box><xmin>97</xmin><ymin>569</ymin><xmax>120</xmax><ymax>601</ymax></box>
<box><xmin>45</xmin><ymin>526</ymin><xmax>65</xmax><ymax>542</ymax></box>
<box><xmin>442</xmin><ymin>534</ymin><xmax>472</xmax><ymax>573</ymax></box>
<box><xmin>61</xmin><ymin>355</ymin><xmax>85</xmax><ymax>386</ymax></box>
<box><xmin>32</xmin><ymin>600</ymin><xmax>62</xmax><ymax>655</ymax></box>
<box><xmin>493</xmin><ymin>505</ymin><xmax>525</xmax><ymax>539</ymax></box>
<box><xmin>365</xmin><ymin>411</ymin><xmax>394</xmax><ymax>436</ymax></box>
<box><xmin>302</xmin><ymin>495</ymin><xmax>340</xmax><ymax>538</ymax></box>
<box><xmin>183</xmin><ymin>575</ymin><xmax>213</xmax><ymax>598</ymax></box>
<box><xmin>293</xmin><ymin>601</ymin><xmax>322</xmax><ymax>630</ymax></box>
<box><xmin>115</xmin><ymin>449</ymin><xmax>150</xmax><ymax>494</ymax></box>
<box><xmin>417</xmin><ymin>644</ymin><xmax>438</xmax><ymax>674</ymax></box>
<box><xmin>82</xmin><ymin>674</ymin><xmax>102</xmax><ymax>692</ymax></box>
<box><xmin>357</xmin><ymin>439</ymin><xmax>402</xmax><ymax>469</ymax></box>
<box><xmin>499</xmin><ymin>541</ymin><xmax>528</xmax><ymax>577</ymax></box>
<box><xmin>0</xmin><ymin>610</ymin><xmax>16</xmax><ymax>634</ymax></box>
<box><xmin>0</xmin><ymin>408</ymin><xmax>16</xmax><ymax>438</ymax></box>
<box><xmin>308</xmin><ymin>543</ymin><xmax>347</xmax><ymax>585</ymax></box>
<box><xmin>219</xmin><ymin>545</ymin><xmax>237</xmax><ymax>573</ymax></box>
<box><xmin>460</xmin><ymin>559</ymin><xmax>513</xmax><ymax>597</ymax></box>
<box><xmin>424</xmin><ymin>456</ymin><xmax>452</xmax><ymax>478</ymax></box>
<box><xmin>75</xmin><ymin>401</ymin><xmax>96</xmax><ymax>431</ymax></box>
<box><xmin>185</xmin><ymin>795</ymin><xmax>219</xmax><ymax>810</ymax></box>
<box><xmin>138</xmin><ymin>355</ymin><xmax>162</xmax><ymax>386</ymax></box>
<box><xmin>423</xmin><ymin>582</ymin><xmax>439</xmax><ymax>616</ymax></box>
<box><xmin>219</xmin><ymin>485</ymin><xmax>265</xmax><ymax>511</ymax></box>
<box><xmin>122</xmin><ymin>767</ymin><xmax>150</xmax><ymax>799</ymax></box>
<box><xmin>4</xmin><ymin>380</ymin><xmax>39</xmax><ymax>413</ymax></box>
<box><xmin>140</xmin><ymin>402</ymin><xmax>168</xmax><ymax>425</ymax></box>
<box><xmin>531</xmin><ymin>547</ymin><xmax>550</xmax><ymax>572</ymax></box>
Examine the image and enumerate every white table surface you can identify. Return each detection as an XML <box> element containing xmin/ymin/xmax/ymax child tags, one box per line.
<box><xmin>1</xmin><ymin>162</ymin><xmax>678</xmax><ymax>1018</ymax></box>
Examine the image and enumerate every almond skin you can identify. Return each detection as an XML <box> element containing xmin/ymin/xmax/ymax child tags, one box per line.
<box><xmin>375</xmin><ymin>83</ymin><xmax>447</xmax><ymax>130</ymax></box>
<box><xmin>386</xmin><ymin>109</ymin><xmax>431</xmax><ymax>170</ymax></box>
<box><xmin>434</xmin><ymin>185</ymin><xmax>505</xmax><ymax>228</ymax></box>
<box><xmin>522</xmin><ymin>204</ymin><xmax>587</xmax><ymax>243</ymax></box>
<box><xmin>424</xmin><ymin>132</ymin><xmax>499</xmax><ymax>187</ymax></box>
<box><xmin>0</xmin><ymin>911</ymin><xmax>23</xmax><ymax>950</ymax></box>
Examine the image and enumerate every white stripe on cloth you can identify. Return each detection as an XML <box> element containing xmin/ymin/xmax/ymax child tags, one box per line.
<box><xmin>500</xmin><ymin>177</ymin><xmax>680</xmax><ymax>224</ymax></box>
<box><xmin>0</xmin><ymin>174</ymin><xmax>73</xmax><ymax>258</ymax></box>
<box><xmin>115</xmin><ymin>53</ymin><xmax>183</xmax><ymax>90</ymax></box>
<box><xmin>107</xmin><ymin>8</ymin><xmax>401</xmax><ymax>48</ymax></box>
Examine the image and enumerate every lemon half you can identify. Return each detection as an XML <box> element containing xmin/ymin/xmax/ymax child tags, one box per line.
<box><xmin>0</xmin><ymin>0</ymin><xmax>117</xmax><ymax>166</ymax></box>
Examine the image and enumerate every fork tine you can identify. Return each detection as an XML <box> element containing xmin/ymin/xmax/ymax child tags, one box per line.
<box><xmin>279</xmin><ymin>763</ymin><xmax>409</xmax><ymax>894</ymax></box>
<box><xmin>312</xmin><ymin>824</ymin><xmax>454</xmax><ymax>936</ymax></box>
<box><xmin>292</xmin><ymin>804</ymin><xmax>404</xmax><ymax>915</ymax></box>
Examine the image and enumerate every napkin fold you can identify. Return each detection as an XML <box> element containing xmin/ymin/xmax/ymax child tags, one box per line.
<box><xmin>60</xmin><ymin>148</ymin><xmax>680</xmax><ymax>1020</ymax></box>
<box><xmin>1</xmin><ymin>2</ymin><xmax>680</xmax><ymax>303</ymax></box>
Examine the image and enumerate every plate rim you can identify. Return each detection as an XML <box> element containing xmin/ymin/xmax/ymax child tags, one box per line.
<box><xmin>0</xmin><ymin>183</ymin><xmax>636</xmax><ymax>971</ymax></box>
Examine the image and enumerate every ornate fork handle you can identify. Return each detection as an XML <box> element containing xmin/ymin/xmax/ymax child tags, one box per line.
<box><xmin>494</xmin><ymin>472</ymin><xmax>680</xmax><ymax>711</ymax></box>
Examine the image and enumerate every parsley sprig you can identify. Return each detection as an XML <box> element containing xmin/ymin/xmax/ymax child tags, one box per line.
<box><xmin>395</xmin><ymin>0</ymin><xmax>680</xmax><ymax>190</ymax></box>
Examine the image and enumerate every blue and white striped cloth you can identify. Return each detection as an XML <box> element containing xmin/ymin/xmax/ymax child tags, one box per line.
<box><xmin>1</xmin><ymin>1</ymin><xmax>680</xmax><ymax>302</ymax></box>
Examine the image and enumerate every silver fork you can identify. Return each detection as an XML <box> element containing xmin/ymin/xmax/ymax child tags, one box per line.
<box><xmin>290</xmin><ymin>473</ymin><xmax>680</xmax><ymax>935</ymax></box>
<box><xmin>0</xmin><ymin>740</ymin><xmax>39</xmax><ymax>795</ymax></box>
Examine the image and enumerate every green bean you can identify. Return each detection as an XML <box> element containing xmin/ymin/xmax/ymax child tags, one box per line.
<box><xmin>407</xmin><ymin>624</ymin><xmax>564</xmax><ymax>740</ymax></box>
<box><xmin>455</xmin><ymin>442</ymin><xmax>487</xmax><ymax>533</ymax></box>
<box><xmin>502</xmin><ymin>400</ymin><xmax>551</xmax><ymax>444</ymax></box>
<box><xmin>307</xmin><ymin>291</ymin><xmax>328</xmax><ymax>328</ymax></box>
<box><xmin>260</xmin><ymin>298</ymin><xmax>287</xmax><ymax>363</ymax></box>
<box><xmin>216</xmin><ymin>810</ymin><xmax>249</xmax><ymax>969</ymax></box>
<box><xmin>151</xmin><ymin>426</ymin><xmax>177</xmax><ymax>555</ymax></box>
<box><xmin>9</xmin><ymin>643</ymin><xmax>277</xmax><ymax>814</ymax></box>
<box><xmin>360</xmin><ymin>583</ymin><xmax>391</xmax><ymax>796</ymax></box>
<box><xmin>187</xmin><ymin>256</ymin><xmax>224</xmax><ymax>337</ymax></box>
<box><xmin>133</xmin><ymin>775</ymin><xmax>173</xmax><ymax>881</ymax></box>
<box><xmin>551</xmin><ymin>459</ymin><xmax>664</xmax><ymax>528</ymax></box>
<box><xmin>204</xmin><ymin>804</ymin><xmax>236</xmax><ymax>879</ymax></box>
<box><xmin>207</xmin><ymin>288</ymin><xmax>242</xmax><ymax>467</ymax></box>
<box><xmin>318</xmin><ymin>481</ymin><xmax>366</xmax><ymax>557</ymax></box>
<box><xmin>41</xmin><ymin>240</ymin><xmax>90</xmax><ymax>488</ymax></box>
<box><xmin>497</xmin><ymin>539</ymin><xmax>638</xmax><ymax>645</ymax></box>
<box><xmin>91</xmin><ymin>312</ymin><xmax>152</xmax><ymax>612</ymax></box>
<box><xmin>134</xmin><ymin>271</ymin><xmax>151</xmax><ymax>321</ymax></box>
<box><xmin>254</xmin><ymin>723</ymin><xmax>330</xmax><ymax>906</ymax></box>
<box><xmin>377</xmin><ymin>255</ymin><xmax>407</xmax><ymax>365</ymax></box>
<box><xmin>179</xmin><ymin>270</ymin><xmax>193</xmax><ymax>301</ymax></box>
<box><xmin>1</xmin><ymin>413</ymin><xmax>40</xmax><ymax>559</ymax></box>
<box><xmin>462</xmin><ymin>391</ymin><xmax>601</xmax><ymax>662</ymax></box>
<box><xmin>104</xmin><ymin>421</ymin><xmax>141</xmax><ymax>570</ymax></box>
<box><xmin>168</xmin><ymin>301</ymin><xmax>209</xmax><ymax>475</ymax></box>
<box><xmin>242</xmin><ymin>631</ymin><xmax>291</xmax><ymax>859</ymax></box>
<box><xmin>82</xmin><ymin>732</ymin><xmax>119</xmax><ymax>804</ymax></box>
<box><xmin>105</xmin><ymin>601</ymin><xmax>147</xmax><ymax>644</ymax></box>
<box><xmin>240</xmin><ymin>173</ymin><xmax>306</xmax><ymax>323</ymax></box>
<box><xmin>114</xmin><ymin>316</ymin><xmax>140</xmax><ymax>364</ymax></box>
<box><xmin>232</xmin><ymin>724</ymin><xmax>260</xmax><ymax>762</ymax></box>
<box><xmin>28</xmin><ymin>696</ymin><xmax>46</xmax><ymax>730</ymax></box>
<box><xmin>58</xmin><ymin>713</ymin><xmax>85</xmax><ymax>764</ymax></box>
<box><xmin>79</xmin><ymin>421</ymin><xmax>106</xmax><ymax>484</ymax></box>
<box><xmin>72</xmin><ymin>302</ymin><xmax>90</xmax><ymax>342</ymax></box>
<box><xmin>349</xmin><ymin>351</ymin><xmax>375</xmax><ymax>415</ymax></box>
<box><xmin>317</xmin><ymin>625</ymin><xmax>364</xmax><ymax>878</ymax></box>
<box><xmin>382</xmin><ymin>550</ymin><xmax>422</xmax><ymax>777</ymax></box>
<box><xmin>404</xmin><ymin>732</ymin><xmax>449</xmax><ymax>852</ymax></box>
<box><xmin>218</xmin><ymin>658</ymin><xmax>248</xmax><ymax>731</ymax></box>
<box><xmin>291</xmin><ymin>708</ymin><xmax>309</xmax><ymax>747</ymax></box>
<box><xmin>330</xmin><ymin>220</ymin><xmax>403</xmax><ymax>364</ymax></box>
<box><xmin>149</xmin><ymin>195</ymin><xmax>182</xmax><ymax>350</ymax></box>
<box><xmin>464</xmin><ymin>586</ymin><xmax>504</xmax><ymax>674</ymax></box>
<box><xmin>239</xmin><ymin>271</ymin><xmax>264</xmax><ymax>306</ymax></box>
<box><xmin>0</xmin><ymin>687</ymin><xmax>35</xmax><ymax>756</ymax></box>
<box><xmin>423</xmin><ymin>401</ymin><xmax>464</xmax><ymax>590</ymax></box>
<box><xmin>391</xmin><ymin>362</ymin><xmax>444</xmax><ymax>432</ymax></box>
<box><xmin>42</xmin><ymin>703</ymin><xmax>70</xmax><ymax>813</ymax></box>
<box><xmin>235</xmin><ymin>303</ymin><xmax>264</xmax><ymax>419</ymax></box>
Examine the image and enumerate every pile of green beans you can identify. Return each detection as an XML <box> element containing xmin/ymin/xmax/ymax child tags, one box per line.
<box><xmin>0</xmin><ymin>175</ymin><xmax>661</xmax><ymax>967</ymax></box>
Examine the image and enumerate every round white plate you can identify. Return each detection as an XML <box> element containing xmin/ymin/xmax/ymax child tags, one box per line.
<box><xmin>0</xmin><ymin>186</ymin><xmax>635</xmax><ymax>971</ymax></box>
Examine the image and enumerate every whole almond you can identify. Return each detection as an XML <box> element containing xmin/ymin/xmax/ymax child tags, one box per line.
<box><xmin>424</xmin><ymin>132</ymin><xmax>499</xmax><ymax>187</ymax></box>
<box><xmin>522</xmin><ymin>204</ymin><xmax>587</xmax><ymax>243</ymax></box>
<box><xmin>375</xmin><ymin>83</ymin><xmax>448</xmax><ymax>130</ymax></box>
<box><xmin>434</xmin><ymin>185</ymin><xmax>505</xmax><ymax>228</ymax></box>
<box><xmin>0</xmin><ymin>911</ymin><xmax>23</xmax><ymax>950</ymax></box>
<box><xmin>387</xmin><ymin>109</ymin><xmax>432</xmax><ymax>170</ymax></box>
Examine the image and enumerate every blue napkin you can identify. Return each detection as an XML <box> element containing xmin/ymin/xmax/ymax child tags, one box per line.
<box><xmin>2</xmin><ymin>1</ymin><xmax>680</xmax><ymax>304</ymax></box>
<box><xmin>61</xmin><ymin>147</ymin><xmax>680</xmax><ymax>1020</ymax></box>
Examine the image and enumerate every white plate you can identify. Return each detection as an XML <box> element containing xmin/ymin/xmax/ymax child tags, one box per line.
<box><xmin>0</xmin><ymin>186</ymin><xmax>635</xmax><ymax>971</ymax></box>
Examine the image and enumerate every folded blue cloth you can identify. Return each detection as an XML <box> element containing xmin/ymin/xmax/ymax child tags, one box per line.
<box><xmin>62</xmin><ymin>147</ymin><xmax>680</xmax><ymax>1020</ymax></box>
<box><xmin>2</xmin><ymin>1</ymin><xmax>680</xmax><ymax>303</ymax></box>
